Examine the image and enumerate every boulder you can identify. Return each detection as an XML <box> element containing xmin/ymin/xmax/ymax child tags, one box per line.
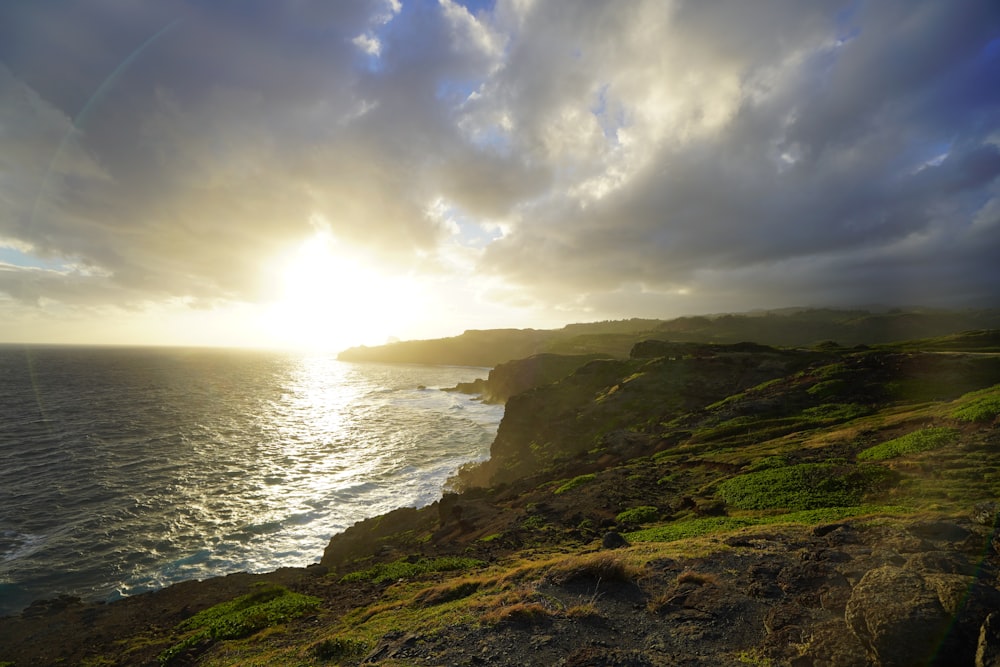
<box><xmin>845</xmin><ymin>566</ymin><xmax>950</xmax><ymax>666</ymax></box>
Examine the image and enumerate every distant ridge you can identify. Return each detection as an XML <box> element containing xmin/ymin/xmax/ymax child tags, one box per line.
<box><xmin>337</xmin><ymin>307</ymin><xmax>1000</xmax><ymax>367</ymax></box>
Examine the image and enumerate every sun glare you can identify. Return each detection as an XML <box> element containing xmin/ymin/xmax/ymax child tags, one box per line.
<box><xmin>263</xmin><ymin>232</ymin><xmax>421</xmax><ymax>351</ymax></box>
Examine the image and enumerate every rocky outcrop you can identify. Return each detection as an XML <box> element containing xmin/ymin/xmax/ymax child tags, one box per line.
<box><xmin>466</xmin><ymin>347</ymin><xmax>821</xmax><ymax>486</ymax></box>
<box><xmin>445</xmin><ymin>353</ymin><xmax>611</xmax><ymax>404</ymax></box>
<box><xmin>845</xmin><ymin>566</ymin><xmax>952</xmax><ymax>666</ymax></box>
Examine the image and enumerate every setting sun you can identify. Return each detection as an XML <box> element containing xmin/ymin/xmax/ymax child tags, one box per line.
<box><xmin>262</xmin><ymin>231</ymin><xmax>422</xmax><ymax>351</ymax></box>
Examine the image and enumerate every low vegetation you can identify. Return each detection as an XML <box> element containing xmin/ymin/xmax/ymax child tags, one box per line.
<box><xmin>716</xmin><ymin>462</ymin><xmax>893</xmax><ymax>510</ymax></box>
<box><xmin>951</xmin><ymin>384</ymin><xmax>1000</xmax><ymax>422</ymax></box>
<box><xmin>857</xmin><ymin>427</ymin><xmax>960</xmax><ymax>461</ymax></box>
<box><xmin>552</xmin><ymin>473</ymin><xmax>597</xmax><ymax>495</ymax></box>
<box><xmin>615</xmin><ymin>505</ymin><xmax>660</xmax><ymax>525</ymax></box>
<box><xmin>339</xmin><ymin>556</ymin><xmax>485</xmax><ymax>584</ymax></box>
<box><xmin>158</xmin><ymin>585</ymin><xmax>319</xmax><ymax>664</ymax></box>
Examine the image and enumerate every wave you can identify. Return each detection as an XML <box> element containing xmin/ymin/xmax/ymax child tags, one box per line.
<box><xmin>0</xmin><ymin>348</ymin><xmax>503</xmax><ymax>616</ymax></box>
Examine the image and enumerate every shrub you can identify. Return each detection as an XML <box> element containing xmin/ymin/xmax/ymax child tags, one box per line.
<box><xmin>717</xmin><ymin>463</ymin><xmax>891</xmax><ymax>510</ymax></box>
<box><xmin>615</xmin><ymin>505</ymin><xmax>659</xmax><ymax>525</ymax></box>
<box><xmin>857</xmin><ymin>427</ymin><xmax>960</xmax><ymax>461</ymax></box>
<box><xmin>553</xmin><ymin>473</ymin><xmax>597</xmax><ymax>495</ymax></box>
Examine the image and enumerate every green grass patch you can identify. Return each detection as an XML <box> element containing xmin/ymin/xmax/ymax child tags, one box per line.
<box><xmin>340</xmin><ymin>556</ymin><xmax>485</xmax><ymax>584</ymax></box>
<box><xmin>717</xmin><ymin>463</ymin><xmax>893</xmax><ymax>510</ymax></box>
<box><xmin>745</xmin><ymin>455</ymin><xmax>788</xmax><ymax>472</ymax></box>
<box><xmin>553</xmin><ymin>473</ymin><xmax>597</xmax><ymax>495</ymax></box>
<box><xmin>625</xmin><ymin>516</ymin><xmax>756</xmax><ymax>542</ymax></box>
<box><xmin>801</xmin><ymin>403</ymin><xmax>870</xmax><ymax>422</ymax></box>
<box><xmin>159</xmin><ymin>585</ymin><xmax>319</xmax><ymax>664</ymax></box>
<box><xmin>857</xmin><ymin>427</ymin><xmax>960</xmax><ymax>461</ymax></box>
<box><xmin>807</xmin><ymin>379</ymin><xmax>848</xmax><ymax>398</ymax></box>
<box><xmin>951</xmin><ymin>385</ymin><xmax>1000</xmax><ymax>423</ymax></box>
<box><xmin>625</xmin><ymin>505</ymin><xmax>907</xmax><ymax>542</ymax></box>
<box><xmin>615</xmin><ymin>505</ymin><xmax>659</xmax><ymax>524</ymax></box>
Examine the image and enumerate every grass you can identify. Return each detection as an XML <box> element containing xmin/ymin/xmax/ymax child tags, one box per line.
<box><xmin>615</xmin><ymin>505</ymin><xmax>659</xmax><ymax>524</ymax></box>
<box><xmin>951</xmin><ymin>385</ymin><xmax>1000</xmax><ymax>422</ymax></box>
<box><xmin>544</xmin><ymin>551</ymin><xmax>644</xmax><ymax>585</ymax></box>
<box><xmin>411</xmin><ymin>580</ymin><xmax>482</xmax><ymax>607</ymax></box>
<box><xmin>480</xmin><ymin>601</ymin><xmax>552</xmax><ymax>626</ymax></box>
<box><xmin>857</xmin><ymin>427</ymin><xmax>960</xmax><ymax>461</ymax></box>
<box><xmin>310</xmin><ymin>636</ymin><xmax>370</xmax><ymax>661</ymax></box>
<box><xmin>339</xmin><ymin>556</ymin><xmax>485</xmax><ymax>584</ymax></box>
<box><xmin>716</xmin><ymin>462</ymin><xmax>893</xmax><ymax>510</ymax></box>
<box><xmin>158</xmin><ymin>585</ymin><xmax>320</xmax><ymax>664</ymax></box>
<box><xmin>626</xmin><ymin>516</ymin><xmax>756</xmax><ymax>542</ymax></box>
<box><xmin>625</xmin><ymin>505</ymin><xmax>906</xmax><ymax>543</ymax></box>
<box><xmin>553</xmin><ymin>473</ymin><xmax>597</xmax><ymax>495</ymax></box>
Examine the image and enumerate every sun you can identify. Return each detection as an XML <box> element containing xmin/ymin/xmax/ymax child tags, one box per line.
<box><xmin>262</xmin><ymin>231</ymin><xmax>421</xmax><ymax>351</ymax></box>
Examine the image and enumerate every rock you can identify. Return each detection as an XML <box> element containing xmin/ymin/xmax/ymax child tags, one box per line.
<box><xmin>973</xmin><ymin>502</ymin><xmax>1000</xmax><ymax>527</ymax></box>
<box><xmin>362</xmin><ymin>631</ymin><xmax>421</xmax><ymax>664</ymax></box>
<box><xmin>978</xmin><ymin>612</ymin><xmax>1000</xmax><ymax>667</ymax></box>
<box><xmin>905</xmin><ymin>550</ymin><xmax>975</xmax><ymax>575</ymax></box>
<box><xmin>908</xmin><ymin>521</ymin><xmax>971</xmax><ymax>543</ymax></box>
<box><xmin>845</xmin><ymin>566</ymin><xmax>950</xmax><ymax>667</ymax></box>
<box><xmin>602</xmin><ymin>531</ymin><xmax>628</xmax><ymax>549</ymax></box>
<box><xmin>812</xmin><ymin>523</ymin><xmax>849</xmax><ymax>537</ymax></box>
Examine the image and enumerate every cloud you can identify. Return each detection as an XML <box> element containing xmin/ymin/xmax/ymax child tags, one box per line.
<box><xmin>0</xmin><ymin>0</ymin><xmax>997</xmax><ymax>341</ymax></box>
<box><xmin>475</xmin><ymin>0</ymin><xmax>1000</xmax><ymax>314</ymax></box>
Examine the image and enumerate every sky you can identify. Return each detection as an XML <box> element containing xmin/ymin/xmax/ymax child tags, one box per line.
<box><xmin>1</xmin><ymin>0</ymin><xmax>999</xmax><ymax>350</ymax></box>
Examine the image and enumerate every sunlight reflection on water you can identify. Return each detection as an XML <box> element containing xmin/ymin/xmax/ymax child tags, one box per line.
<box><xmin>0</xmin><ymin>346</ymin><xmax>503</xmax><ymax>614</ymax></box>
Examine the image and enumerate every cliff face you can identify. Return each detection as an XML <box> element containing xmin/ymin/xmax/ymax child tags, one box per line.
<box><xmin>462</xmin><ymin>344</ymin><xmax>829</xmax><ymax>487</ymax></box>
<box><xmin>445</xmin><ymin>352</ymin><xmax>611</xmax><ymax>404</ymax></box>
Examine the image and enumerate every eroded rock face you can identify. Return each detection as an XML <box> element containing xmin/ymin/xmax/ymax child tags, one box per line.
<box><xmin>978</xmin><ymin>612</ymin><xmax>1000</xmax><ymax>667</ymax></box>
<box><xmin>845</xmin><ymin>566</ymin><xmax>951</xmax><ymax>667</ymax></box>
<box><xmin>846</xmin><ymin>561</ymin><xmax>1000</xmax><ymax>667</ymax></box>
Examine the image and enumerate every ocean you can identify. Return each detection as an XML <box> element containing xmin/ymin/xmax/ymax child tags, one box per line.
<box><xmin>0</xmin><ymin>345</ymin><xmax>503</xmax><ymax>616</ymax></box>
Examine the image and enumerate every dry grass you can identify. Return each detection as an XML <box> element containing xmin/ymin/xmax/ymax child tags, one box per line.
<box><xmin>565</xmin><ymin>602</ymin><xmax>603</xmax><ymax>621</ymax></box>
<box><xmin>676</xmin><ymin>570</ymin><xmax>721</xmax><ymax>587</ymax></box>
<box><xmin>410</xmin><ymin>579</ymin><xmax>482</xmax><ymax>607</ymax></box>
<box><xmin>544</xmin><ymin>551</ymin><xmax>645</xmax><ymax>585</ymax></box>
<box><xmin>480</xmin><ymin>601</ymin><xmax>553</xmax><ymax>626</ymax></box>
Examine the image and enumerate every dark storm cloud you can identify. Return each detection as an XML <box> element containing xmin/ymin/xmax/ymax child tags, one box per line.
<box><xmin>0</xmin><ymin>0</ymin><xmax>997</xmax><ymax>322</ymax></box>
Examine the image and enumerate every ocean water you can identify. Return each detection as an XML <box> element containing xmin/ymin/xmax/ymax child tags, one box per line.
<box><xmin>0</xmin><ymin>346</ymin><xmax>503</xmax><ymax>616</ymax></box>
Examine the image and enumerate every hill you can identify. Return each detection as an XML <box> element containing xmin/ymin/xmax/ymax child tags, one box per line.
<box><xmin>337</xmin><ymin>308</ymin><xmax>1000</xmax><ymax>367</ymax></box>
<box><xmin>3</xmin><ymin>331</ymin><xmax>1000</xmax><ymax>666</ymax></box>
